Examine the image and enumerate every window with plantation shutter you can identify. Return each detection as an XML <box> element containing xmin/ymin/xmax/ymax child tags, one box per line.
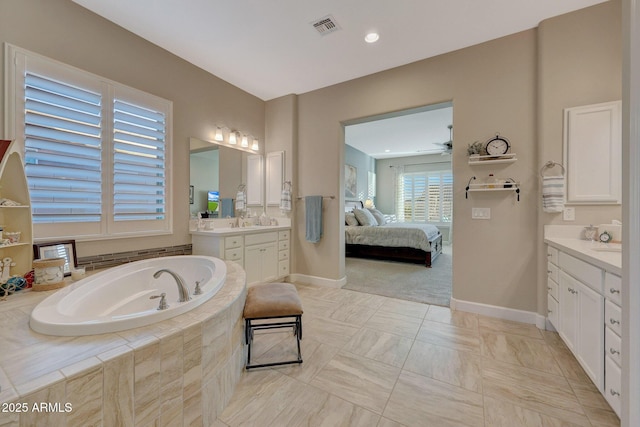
<box><xmin>7</xmin><ymin>45</ymin><xmax>172</xmax><ymax>240</ymax></box>
<box><xmin>396</xmin><ymin>169</ymin><xmax>452</xmax><ymax>224</ymax></box>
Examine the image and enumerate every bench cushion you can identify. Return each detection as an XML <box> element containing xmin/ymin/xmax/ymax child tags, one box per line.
<box><xmin>243</xmin><ymin>282</ymin><xmax>303</xmax><ymax>319</ymax></box>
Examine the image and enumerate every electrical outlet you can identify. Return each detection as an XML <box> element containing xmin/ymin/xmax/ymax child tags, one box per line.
<box><xmin>563</xmin><ymin>207</ymin><xmax>575</xmax><ymax>221</ymax></box>
<box><xmin>472</xmin><ymin>207</ymin><xmax>491</xmax><ymax>220</ymax></box>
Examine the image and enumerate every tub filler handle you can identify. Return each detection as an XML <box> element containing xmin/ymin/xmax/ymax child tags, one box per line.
<box><xmin>153</xmin><ymin>269</ymin><xmax>192</xmax><ymax>302</ymax></box>
<box><xmin>150</xmin><ymin>293</ymin><xmax>169</xmax><ymax>310</ymax></box>
<box><xmin>194</xmin><ymin>278</ymin><xmax>204</xmax><ymax>295</ymax></box>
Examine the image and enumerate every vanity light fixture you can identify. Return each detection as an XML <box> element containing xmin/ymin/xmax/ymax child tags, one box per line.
<box><xmin>365</xmin><ymin>32</ymin><xmax>379</xmax><ymax>43</ymax></box>
<box><xmin>251</xmin><ymin>138</ymin><xmax>259</xmax><ymax>151</ymax></box>
<box><xmin>229</xmin><ymin>131</ymin><xmax>238</xmax><ymax>145</ymax></box>
<box><xmin>241</xmin><ymin>135</ymin><xmax>249</xmax><ymax>148</ymax></box>
<box><xmin>214</xmin><ymin>127</ymin><xmax>224</xmax><ymax>142</ymax></box>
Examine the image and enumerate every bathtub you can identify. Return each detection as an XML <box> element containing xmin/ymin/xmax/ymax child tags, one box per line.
<box><xmin>30</xmin><ymin>255</ymin><xmax>227</xmax><ymax>336</ymax></box>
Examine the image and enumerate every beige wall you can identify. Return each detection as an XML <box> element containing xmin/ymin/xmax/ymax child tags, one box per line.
<box><xmin>0</xmin><ymin>0</ymin><xmax>265</xmax><ymax>257</ymax></box>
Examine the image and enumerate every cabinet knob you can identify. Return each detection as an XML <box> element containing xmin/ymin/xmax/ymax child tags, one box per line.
<box><xmin>547</xmin><ymin>253</ymin><xmax>552</xmax><ymax>257</ymax></box>
<box><xmin>547</xmin><ymin>270</ymin><xmax>552</xmax><ymax>274</ymax></box>
<box><xmin>610</xmin><ymin>318</ymin><xmax>620</xmax><ymax>325</ymax></box>
<box><xmin>548</xmin><ymin>309</ymin><xmax>553</xmax><ymax>314</ymax></box>
<box><xmin>610</xmin><ymin>389</ymin><xmax>620</xmax><ymax>397</ymax></box>
<box><xmin>547</xmin><ymin>286</ymin><xmax>552</xmax><ymax>291</ymax></box>
<box><xmin>610</xmin><ymin>347</ymin><xmax>620</xmax><ymax>355</ymax></box>
<box><xmin>610</xmin><ymin>288</ymin><xmax>621</xmax><ymax>294</ymax></box>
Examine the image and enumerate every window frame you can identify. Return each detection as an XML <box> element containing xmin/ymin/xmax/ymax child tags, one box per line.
<box><xmin>5</xmin><ymin>43</ymin><xmax>173</xmax><ymax>241</ymax></box>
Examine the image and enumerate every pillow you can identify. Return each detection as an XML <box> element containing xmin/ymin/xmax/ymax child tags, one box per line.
<box><xmin>367</xmin><ymin>208</ymin><xmax>386</xmax><ymax>226</ymax></box>
<box><xmin>345</xmin><ymin>212</ymin><xmax>359</xmax><ymax>226</ymax></box>
<box><xmin>353</xmin><ymin>208</ymin><xmax>378</xmax><ymax>226</ymax></box>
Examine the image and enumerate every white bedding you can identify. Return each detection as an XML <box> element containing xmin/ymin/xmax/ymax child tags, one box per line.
<box><xmin>345</xmin><ymin>222</ymin><xmax>440</xmax><ymax>252</ymax></box>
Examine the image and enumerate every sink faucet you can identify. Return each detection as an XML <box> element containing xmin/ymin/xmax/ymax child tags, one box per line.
<box><xmin>153</xmin><ymin>269</ymin><xmax>191</xmax><ymax>302</ymax></box>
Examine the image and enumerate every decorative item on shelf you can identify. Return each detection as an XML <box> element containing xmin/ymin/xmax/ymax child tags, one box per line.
<box><xmin>584</xmin><ymin>225</ymin><xmax>599</xmax><ymax>241</ymax></box>
<box><xmin>0</xmin><ymin>198</ymin><xmax>21</xmax><ymax>206</ymax></box>
<box><xmin>467</xmin><ymin>141</ymin><xmax>485</xmax><ymax>158</ymax></box>
<box><xmin>486</xmin><ymin>174</ymin><xmax>497</xmax><ymax>188</ymax></box>
<box><xmin>32</xmin><ymin>257</ymin><xmax>66</xmax><ymax>291</ymax></box>
<box><xmin>484</xmin><ymin>133</ymin><xmax>511</xmax><ymax>157</ymax></box>
<box><xmin>5</xmin><ymin>231</ymin><xmax>20</xmax><ymax>244</ymax></box>
<box><xmin>33</xmin><ymin>240</ymin><xmax>78</xmax><ymax>276</ymax></box>
<box><xmin>599</xmin><ymin>230</ymin><xmax>612</xmax><ymax>243</ymax></box>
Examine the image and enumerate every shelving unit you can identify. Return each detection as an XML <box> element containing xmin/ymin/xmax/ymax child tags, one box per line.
<box><xmin>468</xmin><ymin>153</ymin><xmax>517</xmax><ymax>165</ymax></box>
<box><xmin>465</xmin><ymin>178</ymin><xmax>520</xmax><ymax>201</ymax></box>
<box><xmin>0</xmin><ymin>142</ymin><xmax>33</xmax><ymax>277</ymax></box>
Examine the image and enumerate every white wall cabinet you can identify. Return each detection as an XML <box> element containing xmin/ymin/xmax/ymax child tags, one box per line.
<box><xmin>563</xmin><ymin>101</ymin><xmax>621</xmax><ymax>204</ymax></box>
<box><xmin>246</xmin><ymin>154</ymin><xmax>263</xmax><ymax>206</ymax></box>
<box><xmin>265</xmin><ymin>151</ymin><xmax>284</xmax><ymax>206</ymax></box>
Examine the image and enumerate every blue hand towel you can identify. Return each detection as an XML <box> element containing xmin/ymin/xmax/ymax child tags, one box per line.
<box><xmin>305</xmin><ymin>195</ymin><xmax>323</xmax><ymax>243</ymax></box>
<box><xmin>220</xmin><ymin>198</ymin><xmax>234</xmax><ymax>218</ymax></box>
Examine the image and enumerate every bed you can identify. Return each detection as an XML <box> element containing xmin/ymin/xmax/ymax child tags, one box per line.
<box><xmin>344</xmin><ymin>202</ymin><xmax>443</xmax><ymax>267</ymax></box>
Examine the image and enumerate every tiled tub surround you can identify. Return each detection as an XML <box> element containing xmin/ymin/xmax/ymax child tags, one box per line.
<box><xmin>0</xmin><ymin>261</ymin><xmax>246</xmax><ymax>427</ymax></box>
<box><xmin>77</xmin><ymin>244</ymin><xmax>193</xmax><ymax>271</ymax></box>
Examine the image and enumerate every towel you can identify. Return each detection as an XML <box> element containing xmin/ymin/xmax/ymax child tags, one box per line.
<box><xmin>542</xmin><ymin>176</ymin><xmax>565</xmax><ymax>213</ymax></box>
<box><xmin>220</xmin><ymin>198</ymin><xmax>234</xmax><ymax>218</ymax></box>
<box><xmin>235</xmin><ymin>191</ymin><xmax>245</xmax><ymax>212</ymax></box>
<box><xmin>280</xmin><ymin>189</ymin><xmax>292</xmax><ymax>212</ymax></box>
<box><xmin>305</xmin><ymin>196</ymin><xmax>323</xmax><ymax>243</ymax></box>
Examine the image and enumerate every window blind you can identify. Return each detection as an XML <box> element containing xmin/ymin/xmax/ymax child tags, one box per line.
<box><xmin>396</xmin><ymin>170</ymin><xmax>452</xmax><ymax>224</ymax></box>
<box><xmin>24</xmin><ymin>73</ymin><xmax>103</xmax><ymax>224</ymax></box>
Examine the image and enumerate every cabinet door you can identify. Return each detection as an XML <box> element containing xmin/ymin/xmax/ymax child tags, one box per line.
<box><xmin>244</xmin><ymin>245</ymin><xmax>262</xmax><ymax>285</ymax></box>
<box><xmin>559</xmin><ymin>271</ymin><xmax>578</xmax><ymax>351</ymax></box>
<box><xmin>246</xmin><ymin>154</ymin><xmax>263</xmax><ymax>206</ymax></box>
<box><xmin>261</xmin><ymin>243</ymin><xmax>278</xmax><ymax>282</ymax></box>
<box><xmin>576</xmin><ymin>282</ymin><xmax>604</xmax><ymax>390</ymax></box>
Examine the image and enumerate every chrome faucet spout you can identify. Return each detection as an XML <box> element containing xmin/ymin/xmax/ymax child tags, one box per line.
<box><xmin>153</xmin><ymin>269</ymin><xmax>191</xmax><ymax>302</ymax></box>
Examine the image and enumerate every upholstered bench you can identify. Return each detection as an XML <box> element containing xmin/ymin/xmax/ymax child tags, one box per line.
<box><xmin>243</xmin><ymin>282</ymin><xmax>303</xmax><ymax>369</ymax></box>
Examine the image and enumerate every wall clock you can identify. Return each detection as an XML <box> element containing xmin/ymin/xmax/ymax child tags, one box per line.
<box><xmin>485</xmin><ymin>134</ymin><xmax>510</xmax><ymax>156</ymax></box>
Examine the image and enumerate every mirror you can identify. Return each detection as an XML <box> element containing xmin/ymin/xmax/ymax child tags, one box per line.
<box><xmin>189</xmin><ymin>137</ymin><xmax>247</xmax><ymax>217</ymax></box>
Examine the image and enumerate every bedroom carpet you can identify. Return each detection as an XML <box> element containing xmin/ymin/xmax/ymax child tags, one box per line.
<box><xmin>344</xmin><ymin>246</ymin><xmax>452</xmax><ymax>306</ymax></box>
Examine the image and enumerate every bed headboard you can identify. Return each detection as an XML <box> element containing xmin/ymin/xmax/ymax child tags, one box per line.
<box><xmin>345</xmin><ymin>200</ymin><xmax>363</xmax><ymax>212</ymax></box>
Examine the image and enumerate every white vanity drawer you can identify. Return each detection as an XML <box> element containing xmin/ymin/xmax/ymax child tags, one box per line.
<box><xmin>225</xmin><ymin>248</ymin><xmax>243</xmax><ymax>262</ymax></box>
<box><xmin>605</xmin><ymin>272</ymin><xmax>622</xmax><ymax>306</ymax></box>
<box><xmin>559</xmin><ymin>252</ymin><xmax>603</xmax><ymax>293</ymax></box>
<box><xmin>547</xmin><ymin>262</ymin><xmax>559</xmax><ymax>285</ymax></box>
<box><xmin>547</xmin><ymin>246</ymin><xmax>559</xmax><ymax>265</ymax></box>
<box><xmin>278</xmin><ymin>250</ymin><xmax>289</xmax><ymax>261</ymax></box>
<box><xmin>278</xmin><ymin>240</ymin><xmax>289</xmax><ymax>251</ymax></box>
<box><xmin>245</xmin><ymin>232</ymin><xmax>278</xmax><ymax>246</ymax></box>
<box><xmin>278</xmin><ymin>230</ymin><xmax>290</xmax><ymax>240</ymax></box>
<box><xmin>605</xmin><ymin>326</ymin><xmax>622</xmax><ymax>367</ymax></box>
<box><xmin>605</xmin><ymin>356</ymin><xmax>622</xmax><ymax>417</ymax></box>
<box><xmin>224</xmin><ymin>236</ymin><xmax>243</xmax><ymax>249</ymax></box>
<box><xmin>547</xmin><ymin>293</ymin><xmax>559</xmax><ymax>329</ymax></box>
<box><xmin>278</xmin><ymin>260</ymin><xmax>290</xmax><ymax>276</ymax></box>
<box><xmin>547</xmin><ymin>277</ymin><xmax>559</xmax><ymax>301</ymax></box>
<box><xmin>605</xmin><ymin>299</ymin><xmax>622</xmax><ymax>336</ymax></box>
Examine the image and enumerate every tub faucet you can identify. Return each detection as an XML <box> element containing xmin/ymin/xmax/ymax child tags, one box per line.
<box><xmin>153</xmin><ymin>269</ymin><xmax>191</xmax><ymax>302</ymax></box>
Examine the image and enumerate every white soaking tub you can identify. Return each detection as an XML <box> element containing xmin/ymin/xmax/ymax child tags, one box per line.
<box><xmin>30</xmin><ymin>255</ymin><xmax>226</xmax><ymax>336</ymax></box>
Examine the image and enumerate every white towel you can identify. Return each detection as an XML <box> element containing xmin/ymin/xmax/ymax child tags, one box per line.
<box><xmin>235</xmin><ymin>191</ymin><xmax>246</xmax><ymax>212</ymax></box>
<box><xmin>280</xmin><ymin>189</ymin><xmax>292</xmax><ymax>212</ymax></box>
<box><xmin>542</xmin><ymin>176</ymin><xmax>565</xmax><ymax>213</ymax></box>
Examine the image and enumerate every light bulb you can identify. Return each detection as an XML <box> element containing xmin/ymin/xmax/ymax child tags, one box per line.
<box><xmin>229</xmin><ymin>132</ymin><xmax>237</xmax><ymax>145</ymax></box>
<box><xmin>214</xmin><ymin>127</ymin><xmax>223</xmax><ymax>142</ymax></box>
<box><xmin>251</xmin><ymin>139</ymin><xmax>259</xmax><ymax>151</ymax></box>
<box><xmin>241</xmin><ymin>135</ymin><xmax>249</xmax><ymax>148</ymax></box>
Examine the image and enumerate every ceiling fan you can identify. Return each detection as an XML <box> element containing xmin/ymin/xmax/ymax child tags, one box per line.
<box><xmin>435</xmin><ymin>124</ymin><xmax>453</xmax><ymax>155</ymax></box>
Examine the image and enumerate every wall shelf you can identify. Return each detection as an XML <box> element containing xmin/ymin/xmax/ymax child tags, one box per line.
<box><xmin>468</xmin><ymin>153</ymin><xmax>517</xmax><ymax>165</ymax></box>
<box><xmin>465</xmin><ymin>178</ymin><xmax>520</xmax><ymax>201</ymax></box>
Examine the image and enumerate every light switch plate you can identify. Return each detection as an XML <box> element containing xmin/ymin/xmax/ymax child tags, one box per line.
<box><xmin>563</xmin><ymin>207</ymin><xmax>575</xmax><ymax>221</ymax></box>
<box><xmin>472</xmin><ymin>207</ymin><xmax>491</xmax><ymax>220</ymax></box>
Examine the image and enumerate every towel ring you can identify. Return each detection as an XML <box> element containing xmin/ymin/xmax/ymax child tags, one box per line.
<box><xmin>539</xmin><ymin>161</ymin><xmax>565</xmax><ymax>177</ymax></box>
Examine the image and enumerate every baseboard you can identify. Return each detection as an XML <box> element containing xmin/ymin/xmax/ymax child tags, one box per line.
<box><xmin>450</xmin><ymin>297</ymin><xmax>547</xmax><ymax>330</ymax></box>
<box><xmin>287</xmin><ymin>273</ymin><xmax>346</xmax><ymax>288</ymax></box>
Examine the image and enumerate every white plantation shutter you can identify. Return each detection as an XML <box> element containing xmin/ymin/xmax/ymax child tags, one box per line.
<box><xmin>112</xmin><ymin>99</ymin><xmax>166</xmax><ymax>221</ymax></box>
<box><xmin>24</xmin><ymin>73</ymin><xmax>103</xmax><ymax>224</ymax></box>
<box><xmin>396</xmin><ymin>169</ymin><xmax>452</xmax><ymax>224</ymax></box>
<box><xmin>9</xmin><ymin>45</ymin><xmax>172</xmax><ymax>239</ymax></box>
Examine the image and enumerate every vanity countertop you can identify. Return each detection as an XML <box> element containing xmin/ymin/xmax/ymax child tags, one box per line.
<box><xmin>544</xmin><ymin>237</ymin><xmax>622</xmax><ymax>276</ymax></box>
<box><xmin>190</xmin><ymin>224</ymin><xmax>290</xmax><ymax>236</ymax></box>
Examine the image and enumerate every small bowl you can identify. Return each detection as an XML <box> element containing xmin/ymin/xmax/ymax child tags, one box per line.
<box><xmin>5</xmin><ymin>231</ymin><xmax>21</xmax><ymax>244</ymax></box>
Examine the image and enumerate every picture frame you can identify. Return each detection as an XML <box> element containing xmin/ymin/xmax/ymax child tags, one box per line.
<box><xmin>189</xmin><ymin>185</ymin><xmax>194</xmax><ymax>204</ymax></box>
<box><xmin>33</xmin><ymin>240</ymin><xmax>78</xmax><ymax>276</ymax></box>
<box><xmin>345</xmin><ymin>164</ymin><xmax>358</xmax><ymax>199</ymax></box>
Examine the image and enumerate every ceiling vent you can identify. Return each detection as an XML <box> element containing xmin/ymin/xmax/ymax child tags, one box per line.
<box><xmin>311</xmin><ymin>15</ymin><xmax>341</xmax><ymax>36</ymax></box>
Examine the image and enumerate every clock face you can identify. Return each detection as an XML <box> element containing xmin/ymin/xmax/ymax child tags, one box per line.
<box><xmin>485</xmin><ymin>137</ymin><xmax>510</xmax><ymax>156</ymax></box>
<box><xmin>600</xmin><ymin>231</ymin><xmax>611</xmax><ymax>243</ymax></box>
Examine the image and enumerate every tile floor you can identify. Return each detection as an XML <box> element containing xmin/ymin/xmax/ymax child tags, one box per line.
<box><xmin>218</xmin><ymin>283</ymin><xmax>620</xmax><ymax>427</ymax></box>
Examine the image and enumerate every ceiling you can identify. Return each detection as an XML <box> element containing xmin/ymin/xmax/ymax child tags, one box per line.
<box><xmin>72</xmin><ymin>0</ymin><xmax>606</xmax><ymax>102</ymax></box>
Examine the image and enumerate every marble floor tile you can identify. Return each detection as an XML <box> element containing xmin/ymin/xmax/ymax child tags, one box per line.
<box><xmin>334</xmin><ymin>289</ymin><xmax>387</xmax><ymax>310</ymax></box>
<box><xmin>416</xmin><ymin>320</ymin><xmax>482</xmax><ymax>353</ymax></box>
<box><xmin>310</xmin><ymin>351</ymin><xmax>400</xmax><ymax>414</ymax></box>
<box><xmin>482</xmin><ymin>358</ymin><xmax>591</xmax><ymax>426</ymax></box>
<box><xmin>364</xmin><ymin>311</ymin><xmax>423</xmax><ymax>339</ymax></box>
<box><xmin>304</xmin><ymin>317</ymin><xmax>362</xmax><ymax>348</ymax></box>
<box><xmin>299</xmin><ymin>295</ymin><xmax>341</xmax><ymax>319</ymax></box>
<box><xmin>376</xmin><ymin>298</ymin><xmax>430</xmax><ymax>319</ymax></box>
<box><xmin>376</xmin><ymin>417</ymin><xmax>406</xmax><ymax>427</ymax></box>
<box><xmin>478</xmin><ymin>315</ymin><xmax>544</xmax><ymax>340</ymax></box>
<box><xmin>273</xmin><ymin>338</ymin><xmax>341</xmax><ymax>383</ymax></box>
<box><xmin>481</xmin><ymin>331</ymin><xmax>564</xmax><ymax>375</ymax></box>
<box><xmin>383</xmin><ymin>370</ymin><xmax>484</xmax><ymax>427</ymax></box>
<box><xmin>548</xmin><ymin>345</ymin><xmax>593</xmax><ymax>384</ymax></box>
<box><xmin>329</xmin><ymin>301</ymin><xmax>378</xmax><ymax>326</ymax></box>
<box><xmin>569</xmin><ymin>378</ymin><xmax>613</xmax><ymax>411</ymax></box>
<box><xmin>483</xmin><ymin>395</ymin><xmax>587</xmax><ymax>427</ymax></box>
<box><xmin>342</xmin><ymin>327</ymin><xmax>413</xmax><ymax>368</ymax></box>
<box><xmin>403</xmin><ymin>340</ymin><xmax>483</xmax><ymax>393</ymax></box>
<box><xmin>425</xmin><ymin>305</ymin><xmax>479</xmax><ymax>330</ymax></box>
<box><xmin>582</xmin><ymin>405</ymin><xmax>621</xmax><ymax>427</ymax></box>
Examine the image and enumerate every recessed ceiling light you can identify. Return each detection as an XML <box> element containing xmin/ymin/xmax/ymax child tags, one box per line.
<box><xmin>365</xmin><ymin>32</ymin><xmax>379</xmax><ymax>43</ymax></box>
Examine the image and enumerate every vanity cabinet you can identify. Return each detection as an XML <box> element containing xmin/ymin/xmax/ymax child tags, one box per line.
<box><xmin>191</xmin><ymin>226</ymin><xmax>290</xmax><ymax>285</ymax></box>
<box><xmin>0</xmin><ymin>147</ymin><xmax>33</xmax><ymax>278</ymax></box>
<box><xmin>603</xmin><ymin>272</ymin><xmax>622</xmax><ymax>415</ymax></box>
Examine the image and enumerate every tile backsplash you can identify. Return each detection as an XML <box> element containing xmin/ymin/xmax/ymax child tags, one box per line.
<box><xmin>78</xmin><ymin>244</ymin><xmax>192</xmax><ymax>271</ymax></box>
